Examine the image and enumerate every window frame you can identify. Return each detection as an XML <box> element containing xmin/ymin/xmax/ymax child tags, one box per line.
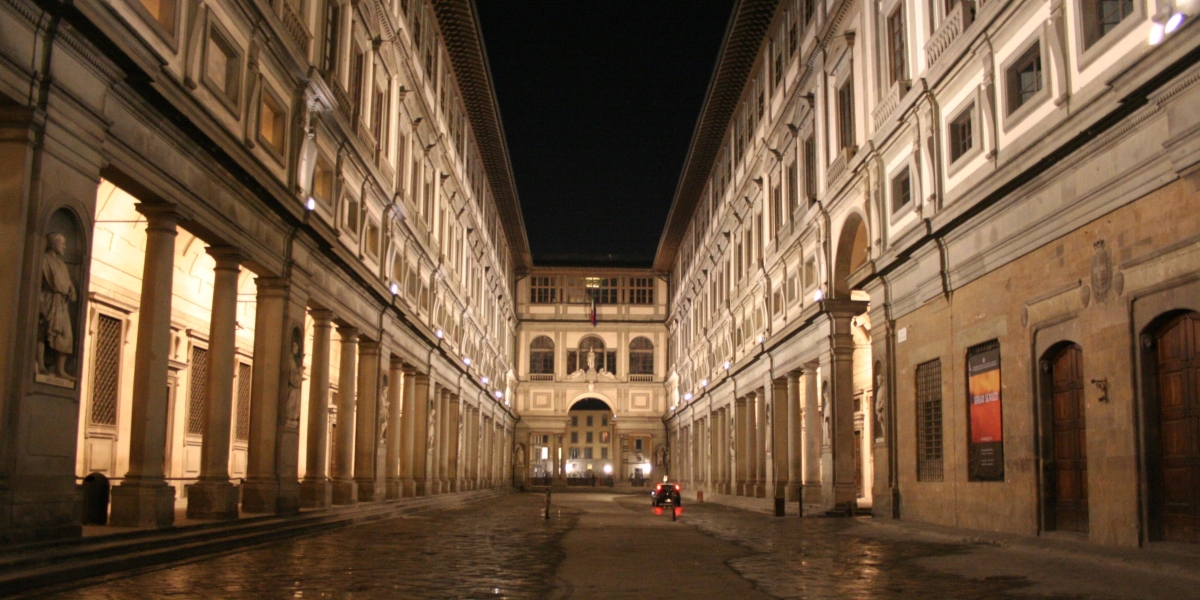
<box><xmin>201</xmin><ymin>18</ymin><xmax>243</xmax><ymax>115</ymax></box>
<box><xmin>130</xmin><ymin>0</ymin><xmax>181</xmax><ymax>49</ymax></box>
<box><xmin>890</xmin><ymin>165</ymin><xmax>913</xmax><ymax>218</ymax></box>
<box><xmin>1074</xmin><ymin>0</ymin><xmax>1144</xmax><ymax>68</ymax></box>
<box><xmin>256</xmin><ymin>81</ymin><xmax>289</xmax><ymax>163</ymax></box>
<box><xmin>888</xmin><ymin>4</ymin><xmax>908</xmax><ymax>85</ymax></box>
<box><xmin>1001</xmin><ymin>34</ymin><xmax>1051</xmax><ymax>131</ymax></box>
<box><xmin>946</xmin><ymin>99</ymin><xmax>982</xmax><ymax>172</ymax></box>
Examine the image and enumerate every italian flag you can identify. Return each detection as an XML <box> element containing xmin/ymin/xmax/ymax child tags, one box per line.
<box><xmin>590</xmin><ymin>296</ymin><xmax>597</xmax><ymax>327</ymax></box>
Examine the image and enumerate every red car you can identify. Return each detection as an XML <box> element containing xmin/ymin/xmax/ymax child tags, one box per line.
<box><xmin>651</xmin><ymin>481</ymin><xmax>681</xmax><ymax>506</ymax></box>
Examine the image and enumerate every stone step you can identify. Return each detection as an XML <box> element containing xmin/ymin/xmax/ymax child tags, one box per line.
<box><xmin>0</xmin><ymin>488</ymin><xmax>507</xmax><ymax>596</ymax></box>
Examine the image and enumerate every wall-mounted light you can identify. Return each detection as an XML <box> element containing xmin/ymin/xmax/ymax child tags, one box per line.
<box><xmin>389</xmin><ymin>282</ymin><xmax>399</xmax><ymax>296</ymax></box>
<box><xmin>723</xmin><ymin>360</ymin><xmax>731</xmax><ymax>371</ymax></box>
<box><xmin>813</xmin><ymin>289</ymin><xmax>825</xmax><ymax>303</ymax></box>
<box><xmin>305</xmin><ymin>197</ymin><xmax>316</xmax><ymax>211</ymax></box>
<box><xmin>701</xmin><ymin>378</ymin><xmax>709</xmax><ymax>388</ymax></box>
<box><xmin>435</xmin><ymin>328</ymin><xmax>444</xmax><ymax>339</ymax></box>
<box><xmin>683</xmin><ymin>392</ymin><xmax>693</xmax><ymax>401</ymax></box>
<box><xmin>463</xmin><ymin>357</ymin><xmax>472</xmax><ymax>366</ymax></box>
<box><xmin>757</xmin><ymin>334</ymin><xmax>765</xmax><ymax>344</ymax></box>
<box><xmin>494</xmin><ymin>390</ymin><xmax>503</xmax><ymax>399</ymax></box>
<box><xmin>481</xmin><ymin>376</ymin><xmax>490</xmax><ymax>385</ymax></box>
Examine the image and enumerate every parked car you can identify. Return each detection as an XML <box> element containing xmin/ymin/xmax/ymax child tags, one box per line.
<box><xmin>651</xmin><ymin>481</ymin><xmax>681</xmax><ymax>506</ymax></box>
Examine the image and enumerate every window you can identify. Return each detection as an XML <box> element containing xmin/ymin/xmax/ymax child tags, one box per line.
<box><xmin>235</xmin><ymin>363</ymin><xmax>252</xmax><ymax>442</ymax></box>
<box><xmin>586</xmin><ymin>431</ymin><xmax>593</xmax><ymax>443</ymax></box>
<box><xmin>529</xmin><ymin>336</ymin><xmax>554</xmax><ymax>374</ymax></box>
<box><xmin>584</xmin><ymin>447</ymin><xmax>594</xmax><ymax>459</ymax></box>
<box><xmin>1006</xmin><ymin>42</ymin><xmax>1043</xmax><ymax>115</ymax></box>
<box><xmin>572</xmin><ymin>416</ymin><xmax>578</xmax><ymax>427</ymax></box>
<box><xmin>916</xmin><ymin>359</ymin><xmax>944</xmax><ymax>482</ymax></box>
<box><xmin>838</xmin><ymin>82</ymin><xmax>855</xmax><ymax>152</ymax></box>
<box><xmin>372</xmin><ymin>82</ymin><xmax>389</xmax><ymax>147</ymax></box>
<box><xmin>365</xmin><ymin>218</ymin><xmax>380</xmax><ymax>259</ymax></box>
<box><xmin>634</xmin><ymin>438</ymin><xmax>644</xmax><ymax>451</ymax></box>
<box><xmin>187</xmin><ymin>346</ymin><xmax>209</xmax><ymax>436</ymax></box>
<box><xmin>789</xmin><ymin>13</ymin><xmax>798</xmax><ymax>54</ymax></box>
<box><xmin>888</xmin><ymin>6</ymin><xmax>907</xmax><ymax>84</ymax></box>
<box><xmin>772</xmin><ymin>41</ymin><xmax>784</xmax><ymax>88</ymax></box>
<box><xmin>258</xmin><ymin>86</ymin><xmax>286</xmax><ymax>156</ymax></box>
<box><xmin>601</xmin><ymin>447</ymin><xmax>609</xmax><ymax>459</ymax></box>
<box><xmin>803</xmin><ymin>135</ymin><xmax>817</xmax><ymax>202</ymax></box>
<box><xmin>136</xmin><ymin>0</ymin><xmax>178</xmax><ymax>38</ymax></box>
<box><xmin>586</xmin><ymin>416</ymin><xmax>594</xmax><ymax>427</ymax></box>
<box><xmin>602</xmin><ymin>417</ymin><xmax>608</xmax><ymax>427</ymax></box>
<box><xmin>627</xmin><ymin>277</ymin><xmax>654</xmax><ymax>304</ymax></box>
<box><xmin>89</xmin><ymin>315</ymin><xmax>122</xmax><ymax>427</ymax></box>
<box><xmin>570</xmin><ymin>447</ymin><xmax>580</xmax><ymax>459</ymax></box>
<box><xmin>321</xmin><ymin>1</ymin><xmax>341</xmax><ymax>75</ymax></box>
<box><xmin>344</xmin><ymin>194</ymin><xmax>360</xmax><ymax>234</ymax></box>
<box><xmin>1082</xmin><ymin>0</ymin><xmax>1134</xmax><ymax>49</ymax></box>
<box><xmin>571</xmin><ymin>432</ymin><xmax>578</xmax><ymax>444</ymax></box>
<box><xmin>786</xmin><ymin>161</ymin><xmax>799</xmax><ymax>216</ymax></box>
<box><xmin>531</xmin><ymin>276</ymin><xmax>557</xmax><ymax>303</ymax></box>
<box><xmin>891</xmin><ymin>167</ymin><xmax>912</xmax><ymax>214</ymax></box>
<box><xmin>586</xmin><ymin>278</ymin><xmax>618</xmax><ymax>304</ymax></box>
<box><xmin>349</xmin><ymin>44</ymin><xmax>366</xmax><ymax>117</ymax></box>
<box><xmin>630</xmin><ymin>337</ymin><xmax>654</xmax><ymax>375</ymax></box>
<box><xmin>803</xmin><ymin>0</ymin><xmax>814</xmax><ymax>24</ymax></box>
<box><xmin>203</xmin><ymin>23</ymin><xmax>241</xmax><ymax>110</ymax></box>
<box><xmin>313</xmin><ymin>154</ymin><xmax>334</xmax><ymax>209</ymax></box>
<box><xmin>949</xmin><ymin>105</ymin><xmax>974</xmax><ymax>163</ymax></box>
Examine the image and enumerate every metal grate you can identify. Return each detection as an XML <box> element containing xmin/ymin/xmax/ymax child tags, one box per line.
<box><xmin>236</xmin><ymin>362</ymin><xmax>252</xmax><ymax>442</ymax></box>
<box><xmin>188</xmin><ymin>347</ymin><xmax>209</xmax><ymax>436</ymax></box>
<box><xmin>916</xmin><ymin>358</ymin><xmax>944</xmax><ymax>482</ymax></box>
<box><xmin>90</xmin><ymin>315</ymin><xmax>122</xmax><ymax>426</ymax></box>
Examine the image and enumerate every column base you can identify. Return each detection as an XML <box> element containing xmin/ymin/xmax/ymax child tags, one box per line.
<box><xmin>331</xmin><ymin>480</ymin><xmax>358</xmax><ymax>505</ymax></box>
<box><xmin>401</xmin><ymin>478</ymin><xmax>416</xmax><ymax>498</ymax></box>
<box><xmin>185</xmin><ymin>481</ymin><xmax>239</xmax><ymax>520</ymax></box>
<box><xmin>785</xmin><ymin>482</ymin><xmax>803</xmax><ymax>503</ymax></box>
<box><xmin>415</xmin><ymin>480</ymin><xmax>430</xmax><ymax>496</ymax></box>
<box><xmin>355</xmin><ymin>479</ymin><xmax>383</xmax><ymax>503</ymax></box>
<box><xmin>754</xmin><ymin>483</ymin><xmax>767</xmax><ymax>498</ymax></box>
<box><xmin>450</xmin><ymin>480</ymin><xmax>461</xmax><ymax>493</ymax></box>
<box><xmin>802</xmin><ymin>482</ymin><xmax>823</xmax><ymax>506</ymax></box>
<box><xmin>834</xmin><ymin>483</ymin><xmax>858</xmax><ymax>508</ymax></box>
<box><xmin>300</xmin><ymin>479</ymin><xmax>333</xmax><ymax>509</ymax></box>
<box><xmin>386</xmin><ymin>479</ymin><xmax>402</xmax><ymax>500</ymax></box>
<box><xmin>240</xmin><ymin>479</ymin><xmax>278</xmax><ymax>514</ymax></box>
<box><xmin>109</xmin><ymin>481</ymin><xmax>176</xmax><ymax>528</ymax></box>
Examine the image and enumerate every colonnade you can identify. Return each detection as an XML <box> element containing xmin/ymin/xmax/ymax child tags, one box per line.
<box><xmin>104</xmin><ymin>203</ymin><xmax>513</xmax><ymax>528</ymax></box>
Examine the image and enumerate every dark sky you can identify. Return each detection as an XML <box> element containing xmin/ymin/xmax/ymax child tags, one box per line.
<box><xmin>475</xmin><ymin>2</ymin><xmax>734</xmax><ymax>265</ymax></box>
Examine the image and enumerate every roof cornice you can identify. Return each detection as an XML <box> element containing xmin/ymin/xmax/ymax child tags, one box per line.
<box><xmin>433</xmin><ymin>0</ymin><xmax>533</xmax><ymax>270</ymax></box>
<box><xmin>651</xmin><ymin>0</ymin><xmax>780</xmax><ymax>273</ymax></box>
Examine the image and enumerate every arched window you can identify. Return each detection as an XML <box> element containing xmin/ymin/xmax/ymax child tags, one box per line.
<box><xmin>529</xmin><ymin>336</ymin><xmax>554</xmax><ymax>374</ymax></box>
<box><xmin>569</xmin><ymin>336</ymin><xmax>616</xmax><ymax>374</ymax></box>
<box><xmin>630</xmin><ymin>337</ymin><xmax>654</xmax><ymax>375</ymax></box>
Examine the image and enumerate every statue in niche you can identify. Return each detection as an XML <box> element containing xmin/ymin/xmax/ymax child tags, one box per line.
<box><xmin>38</xmin><ymin>233</ymin><xmax>77</xmax><ymax>381</ymax></box>
<box><xmin>283</xmin><ymin>327</ymin><xmax>304</xmax><ymax>427</ymax></box>
<box><xmin>821</xmin><ymin>380</ymin><xmax>831</xmax><ymax>446</ymax></box>
<box><xmin>514</xmin><ymin>442</ymin><xmax>526</xmax><ymax>467</ymax></box>
<box><xmin>586</xmin><ymin>349</ymin><xmax>596</xmax><ymax>372</ymax></box>
<box><xmin>873</xmin><ymin>368</ymin><xmax>887</xmax><ymax>441</ymax></box>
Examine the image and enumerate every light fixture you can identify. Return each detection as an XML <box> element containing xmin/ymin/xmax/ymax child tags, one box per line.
<box><xmin>435</xmin><ymin>328</ymin><xmax>444</xmax><ymax>339</ymax></box>
<box><xmin>463</xmin><ymin>357</ymin><xmax>472</xmax><ymax>366</ymax></box>
<box><xmin>671</xmin><ymin>405</ymin><xmax>676</xmax><ymax>411</ymax></box>
<box><xmin>813</xmin><ymin>289</ymin><xmax>825</xmax><ymax>303</ymax></box>
<box><xmin>683</xmin><ymin>392</ymin><xmax>693</xmax><ymax>401</ymax></box>
<box><xmin>1150</xmin><ymin>21</ymin><xmax>1166</xmax><ymax>44</ymax></box>
<box><xmin>494</xmin><ymin>390</ymin><xmax>503</xmax><ymax>399</ymax></box>
<box><xmin>701</xmin><ymin>378</ymin><xmax>709</xmax><ymax>388</ymax></box>
<box><xmin>723</xmin><ymin>360</ymin><xmax>731</xmax><ymax>371</ymax></box>
<box><xmin>481</xmin><ymin>376</ymin><xmax>490</xmax><ymax>385</ymax></box>
<box><xmin>603</xmin><ymin>464</ymin><xmax>613</xmax><ymax>475</ymax></box>
<box><xmin>757</xmin><ymin>333</ymin><xmax>765</xmax><ymax>344</ymax></box>
<box><xmin>1166</xmin><ymin>11</ymin><xmax>1185</xmax><ymax>33</ymax></box>
<box><xmin>643</xmin><ymin>463</ymin><xmax>653</xmax><ymax>475</ymax></box>
<box><xmin>389</xmin><ymin>282</ymin><xmax>399</xmax><ymax>295</ymax></box>
<box><xmin>305</xmin><ymin>197</ymin><xmax>316</xmax><ymax>211</ymax></box>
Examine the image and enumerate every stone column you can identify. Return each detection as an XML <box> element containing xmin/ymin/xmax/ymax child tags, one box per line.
<box><xmin>551</xmin><ymin>432</ymin><xmax>560</xmax><ymax>479</ymax></box>
<box><xmin>786</xmin><ymin>371</ymin><xmax>803</xmax><ymax>502</ymax></box>
<box><xmin>448</xmin><ymin>395</ymin><xmax>461</xmax><ymax>492</ymax></box>
<box><xmin>409</xmin><ymin>372</ymin><xmax>432</xmax><ymax>496</ymax></box>
<box><xmin>110</xmin><ymin>204</ymin><xmax>180</xmax><ymax>528</ymax></box>
<box><xmin>331</xmin><ymin>326</ymin><xmax>358</xmax><ymax>505</ymax></box>
<box><xmin>830</xmin><ymin>311</ymin><xmax>860</xmax><ymax>508</ymax></box>
<box><xmin>755</xmin><ymin>389</ymin><xmax>767</xmax><ymax>498</ymax></box>
<box><xmin>398</xmin><ymin>366</ymin><xmax>418</xmax><ymax>496</ymax></box>
<box><xmin>187</xmin><ymin>247</ymin><xmax>243</xmax><ymax>520</ymax></box>
<box><xmin>240</xmin><ymin>275</ymin><xmax>308</xmax><ymax>515</ymax></box>
<box><xmin>354</xmin><ymin>340</ymin><xmax>382</xmax><ymax>502</ymax></box>
<box><xmin>771</xmin><ymin>378</ymin><xmax>789</xmax><ymax>500</ymax></box>
<box><xmin>300</xmin><ymin>309</ymin><xmax>334</xmax><ymax>508</ymax></box>
<box><xmin>735</xmin><ymin>398</ymin><xmax>748</xmax><ymax>496</ymax></box>
<box><xmin>803</xmin><ymin>364</ymin><xmax>821</xmax><ymax>506</ymax></box>
<box><xmin>385</xmin><ymin>358</ymin><xmax>404</xmax><ymax>499</ymax></box>
<box><xmin>438</xmin><ymin>388</ymin><xmax>452</xmax><ymax>493</ymax></box>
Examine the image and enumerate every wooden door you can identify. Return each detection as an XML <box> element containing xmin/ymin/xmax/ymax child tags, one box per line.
<box><xmin>1157</xmin><ymin>313</ymin><xmax>1200</xmax><ymax>543</ymax></box>
<box><xmin>1050</xmin><ymin>344</ymin><xmax>1088</xmax><ymax>532</ymax></box>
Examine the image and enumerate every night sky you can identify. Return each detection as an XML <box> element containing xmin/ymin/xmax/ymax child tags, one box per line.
<box><xmin>475</xmin><ymin>2</ymin><xmax>734</xmax><ymax>266</ymax></box>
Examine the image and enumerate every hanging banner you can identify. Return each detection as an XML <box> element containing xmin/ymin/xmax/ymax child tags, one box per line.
<box><xmin>967</xmin><ymin>343</ymin><xmax>1004</xmax><ymax>480</ymax></box>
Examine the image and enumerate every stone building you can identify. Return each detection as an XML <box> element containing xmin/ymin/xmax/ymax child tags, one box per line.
<box><xmin>659</xmin><ymin>0</ymin><xmax>1200</xmax><ymax>548</ymax></box>
<box><xmin>2</xmin><ymin>0</ymin><xmax>1199</xmax><ymax>553</ymax></box>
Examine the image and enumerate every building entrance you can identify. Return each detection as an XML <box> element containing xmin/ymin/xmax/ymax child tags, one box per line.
<box><xmin>1156</xmin><ymin>312</ymin><xmax>1200</xmax><ymax>543</ymax></box>
<box><xmin>1047</xmin><ymin>344</ymin><xmax>1088</xmax><ymax>533</ymax></box>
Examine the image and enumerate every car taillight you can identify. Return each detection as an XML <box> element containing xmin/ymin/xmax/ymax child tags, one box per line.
<box><xmin>655</xmin><ymin>485</ymin><xmax>662</xmax><ymax>491</ymax></box>
<box><xmin>675</xmin><ymin>484</ymin><xmax>680</xmax><ymax>491</ymax></box>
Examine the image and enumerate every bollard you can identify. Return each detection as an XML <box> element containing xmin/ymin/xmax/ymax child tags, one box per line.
<box><xmin>672</xmin><ymin>505</ymin><xmax>677</xmax><ymax>521</ymax></box>
<box><xmin>774</xmin><ymin>497</ymin><xmax>786</xmax><ymax>517</ymax></box>
<box><xmin>81</xmin><ymin>472</ymin><xmax>110</xmax><ymax>525</ymax></box>
<box><xmin>697</xmin><ymin>490</ymin><xmax>704</xmax><ymax>503</ymax></box>
<box><xmin>544</xmin><ymin>487</ymin><xmax>551</xmax><ymax>520</ymax></box>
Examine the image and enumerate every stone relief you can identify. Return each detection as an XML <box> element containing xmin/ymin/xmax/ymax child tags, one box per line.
<box><xmin>37</xmin><ymin>232</ymin><xmax>78</xmax><ymax>385</ymax></box>
<box><xmin>821</xmin><ymin>380</ymin><xmax>831</xmax><ymax>446</ymax></box>
<box><xmin>282</xmin><ymin>326</ymin><xmax>304</xmax><ymax>427</ymax></box>
<box><xmin>1091</xmin><ymin>240</ymin><xmax>1116</xmax><ymax>303</ymax></box>
<box><xmin>873</xmin><ymin>367</ymin><xmax>886</xmax><ymax>441</ymax></box>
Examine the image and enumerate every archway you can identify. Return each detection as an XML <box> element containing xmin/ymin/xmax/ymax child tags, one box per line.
<box><xmin>565</xmin><ymin>398</ymin><xmax>616</xmax><ymax>481</ymax></box>
<box><xmin>833</xmin><ymin>213</ymin><xmax>869</xmax><ymax>299</ymax></box>
<box><xmin>1040</xmin><ymin>342</ymin><xmax>1088</xmax><ymax>533</ymax></box>
<box><xmin>1146</xmin><ymin>311</ymin><xmax>1200</xmax><ymax>542</ymax></box>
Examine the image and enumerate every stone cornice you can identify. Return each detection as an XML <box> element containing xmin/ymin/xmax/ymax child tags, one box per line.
<box><xmin>432</xmin><ymin>0</ymin><xmax>532</xmax><ymax>270</ymax></box>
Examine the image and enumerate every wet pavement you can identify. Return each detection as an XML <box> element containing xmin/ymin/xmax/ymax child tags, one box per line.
<box><xmin>40</xmin><ymin>492</ymin><xmax>1200</xmax><ymax>599</ymax></box>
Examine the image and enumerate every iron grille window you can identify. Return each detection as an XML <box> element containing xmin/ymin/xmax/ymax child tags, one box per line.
<box><xmin>188</xmin><ymin>346</ymin><xmax>209</xmax><ymax>436</ymax></box>
<box><xmin>531</xmin><ymin>276</ymin><xmax>557</xmax><ymax>303</ymax></box>
<box><xmin>1007</xmin><ymin>43</ymin><xmax>1043</xmax><ymax>115</ymax></box>
<box><xmin>950</xmin><ymin>105</ymin><xmax>974</xmax><ymax>162</ymax></box>
<box><xmin>529</xmin><ymin>336</ymin><xmax>555</xmax><ymax>374</ymax></box>
<box><xmin>838</xmin><ymin>82</ymin><xmax>855</xmax><ymax>151</ymax></box>
<box><xmin>892</xmin><ymin>167</ymin><xmax>912</xmax><ymax>214</ymax></box>
<box><xmin>627</xmin><ymin>277</ymin><xmax>654</xmax><ymax>304</ymax></box>
<box><xmin>889</xmin><ymin>6</ymin><xmax>907</xmax><ymax>83</ymax></box>
<box><xmin>916</xmin><ymin>358</ymin><xmax>944</xmax><ymax>482</ymax></box>
<box><xmin>1083</xmin><ymin>0</ymin><xmax>1133</xmax><ymax>48</ymax></box>
<box><xmin>236</xmin><ymin>362</ymin><xmax>252</xmax><ymax>442</ymax></box>
<box><xmin>804</xmin><ymin>135</ymin><xmax>817</xmax><ymax>202</ymax></box>
<box><xmin>630</xmin><ymin>337</ymin><xmax>655</xmax><ymax>375</ymax></box>
<box><xmin>90</xmin><ymin>314</ymin><xmax>122</xmax><ymax>426</ymax></box>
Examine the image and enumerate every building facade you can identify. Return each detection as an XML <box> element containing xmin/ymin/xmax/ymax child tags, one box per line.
<box><xmin>659</xmin><ymin>0</ymin><xmax>1200</xmax><ymax>547</ymax></box>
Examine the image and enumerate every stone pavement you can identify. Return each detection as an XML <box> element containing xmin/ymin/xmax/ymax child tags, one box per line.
<box><xmin>33</xmin><ymin>492</ymin><xmax>1200</xmax><ymax>599</ymax></box>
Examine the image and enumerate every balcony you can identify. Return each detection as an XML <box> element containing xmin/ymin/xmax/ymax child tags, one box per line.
<box><xmin>872</xmin><ymin>80</ymin><xmax>911</xmax><ymax>130</ymax></box>
<box><xmin>529</xmin><ymin>374</ymin><xmax>554</xmax><ymax>382</ymax></box>
<box><xmin>376</xmin><ymin>151</ymin><xmax>396</xmax><ymax>189</ymax></box>
<box><xmin>329</xmin><ymin>79</ymin><xmax>354</xmax><ymax>124</ymax></box>
<box><xmin>357</xmin><ymin>120</ymin><xmax>377</xmax><ymax>158</ymax></box>
<box><xmin>926</xmin><ymin>0</ymin><xmax>975</xmax><ymax>69</ymax></box>
<box><xmin>277</xmin><ymin>1</ymin><xmax>311</xmax><ymax>57</ymax></box>
<box><xmin>628</xmin><ymin>374</ymin><xmax>654</xmax><ymax>383</ymax></box>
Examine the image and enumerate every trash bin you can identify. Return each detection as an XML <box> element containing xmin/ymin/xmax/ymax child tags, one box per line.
<box><xmin>82</xmin><ymin>472</ymin><xmax>110</xmax><ymax>525</ymax></box>
<box><xmin>774</xmin><ymin>497</ymin><xmax>786</xmax><ymax>517</ymax></box>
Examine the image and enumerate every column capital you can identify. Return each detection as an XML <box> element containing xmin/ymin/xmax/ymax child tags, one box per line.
<box><xmin>389</xmin><ymin>355</ymin><xmax>406</xmax><ymax>369</ymax></box>
<box><xmin>337</xmin><ymin>325</ymin><xmax>360</xmax><ymax>341</ymax></box>
<box><xmin>358</xmin><ymin>339</ymin><xmax>382</xmax><ymax>355</ymax></box>
<box><xmin>135</xmin><ymin>202</ymin><xmax>182</xmax><ymax>232</ymax></box>
<box><xmin>254</xmin><ymin>276</ymin><xmax>291</xmax><ymax>295</ymax></box>
<box><xmin>205</xmin><ymin>246</ymin><xmax>244</xmax><ymax>270</ymax></box>
<box><xmin>309</xmin><ymin>308</ymin><xmax>336</xmax><ymax>324</ymax></box>
<box><xmin>787</xmin><ymin>370</ymin><xmax>801</xmax><ymax>385</ymax></box>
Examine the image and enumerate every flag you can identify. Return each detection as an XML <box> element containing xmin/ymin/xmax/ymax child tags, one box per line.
<box><xmin>590</xmin><ymin>296</ymin><xmax>597</xmax><ymax>327</ymax></box>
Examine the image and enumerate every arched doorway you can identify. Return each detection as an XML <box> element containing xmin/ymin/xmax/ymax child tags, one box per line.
<box><xmin>1041</xmin><ymin>343</ymin><xmax>1088</xmax><ymax>532</ymax></box>
<box><xmin>1150</xmin><ymin>312</ymin><xmax>1200</xmax><ymax>542</ymax></box>
<box><xmin>565</xmin><ymin>398</ymin><xmax>616</xmax><ymax>481</ymax></box>
<box><xmin>833</xmin><ymin>213</ymin><xmax>869</xmax><ymax>299</ymax></box>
